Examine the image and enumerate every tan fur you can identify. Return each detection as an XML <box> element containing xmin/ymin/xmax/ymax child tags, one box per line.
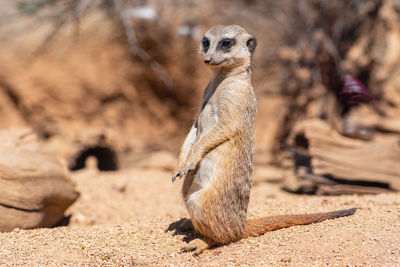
<box><xmin>172</xmin><ymin>25</ymin><xmax>356</xmax><ymax>255</ymax></box>
<box><xmin>244</xmin><ymin>208</ymin><xmax>357</xmax><ymax>237</ymax></box>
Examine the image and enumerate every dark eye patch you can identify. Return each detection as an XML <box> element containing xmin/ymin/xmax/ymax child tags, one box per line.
<box><xmin>202</xmin><ymin>37</ymin><xmax>210</xmax><ymax>52</ymax></box>
<box><xmin>218</xmin><ymin>38</ymin><xmax>236</xmax><ymax>52</ymax></box>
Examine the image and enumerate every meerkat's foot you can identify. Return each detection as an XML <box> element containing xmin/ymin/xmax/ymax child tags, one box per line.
<box><xmin>177</xmin><ymin>219</ymin><xmax>194</xmax><ymax>232</ymax></box>
<box><xmin>181</xmin><ymin>238</ymin><xmax>215</xmax><ymax>255</ymax></box>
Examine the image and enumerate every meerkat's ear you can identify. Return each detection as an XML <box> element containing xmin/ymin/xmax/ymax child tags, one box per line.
<box><xmin>246</xmin><ymin>37</ymin><xmax>257</xmax><ymax>54</ymax></box>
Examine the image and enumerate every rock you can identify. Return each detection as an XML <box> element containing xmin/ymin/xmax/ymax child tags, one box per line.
<box><xmin>0</xmin><ymin>127</ymin><xmax>79</xmax><ymax>232</ymax></box>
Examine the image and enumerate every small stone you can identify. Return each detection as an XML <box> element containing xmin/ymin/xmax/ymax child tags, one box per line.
<box><xmin>280</xmin><ymin>257</ymin><xmax>291</xmax><ymax>263</ymax></box>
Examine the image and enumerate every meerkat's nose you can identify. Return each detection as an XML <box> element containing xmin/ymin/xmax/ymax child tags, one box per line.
<box><xmin>204</xmin><ymin>58</ymin><xmax>211</xmax><ymax>64</ymax></box>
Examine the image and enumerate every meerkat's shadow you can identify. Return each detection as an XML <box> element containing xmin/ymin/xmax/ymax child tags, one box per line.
<box><xmin>165</xmin><ymin>218</ymin><xmax>201</xmax><ymax>243</ymax></box>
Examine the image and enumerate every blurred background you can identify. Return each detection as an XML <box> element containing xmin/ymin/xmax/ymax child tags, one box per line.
<box><xmin>1</xmin><ymin>0</ymin><xmax>400</xmax><ymax>194</ymax></box>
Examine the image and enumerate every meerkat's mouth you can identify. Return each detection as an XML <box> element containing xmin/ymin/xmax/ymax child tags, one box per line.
<box><xmin>205</xmin><ymin>60</ymin><xmax>225</xmax><ymax>67</ymax></box>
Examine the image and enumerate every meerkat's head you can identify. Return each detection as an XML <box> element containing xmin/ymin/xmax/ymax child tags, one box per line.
<box><xmin>200</xmin><ymin>25</ymin><xmax>257</xmax><ymax>70</ymax></box>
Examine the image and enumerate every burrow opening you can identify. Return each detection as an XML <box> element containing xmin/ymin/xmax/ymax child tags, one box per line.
<box><xmin>70</xmin><ymin>146</ymin><xmax>119</xmax><ymax>171</ymax></box>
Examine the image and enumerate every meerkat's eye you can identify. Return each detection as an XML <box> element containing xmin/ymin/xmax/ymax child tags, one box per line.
<box><xmin>222</xmin><ymin>39</ymin><xmax>232</xmax><ymax>47</ymax></box>
<box><xmin>202</xmin><ymin>37</ymin><xmax>210</xmax><ymax>52</ymax></box>
<box><xmin>219</xmin><ymin>38</ymin><xmax>236</xmax><ymax>51</ymax></box>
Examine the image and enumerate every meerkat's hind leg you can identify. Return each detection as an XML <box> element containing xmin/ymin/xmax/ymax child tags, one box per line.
<box><xmin>181</xmin><ymin>237</ymin><xmax>215</xmax><ymax>255</ymax></box>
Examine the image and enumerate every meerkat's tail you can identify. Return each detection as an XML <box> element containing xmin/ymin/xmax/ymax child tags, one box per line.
<box><xmin>244</xmin><ymin>208</ymin><xmax>356</xmax><ymax>238</ymax></box>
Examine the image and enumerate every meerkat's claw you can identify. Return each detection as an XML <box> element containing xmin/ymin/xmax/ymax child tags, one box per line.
<box><xmin>171</xmin><ymin>173</ymin><xmax>179</xmax><ymax>183</ymax></box>
<box><xmin>181</xmin><ymin>168</ymin><xmax>190</xmax><ymax>176</ymax></box>
<box><xmin>180</xmin><ymin>168</ymin><xmax>190</xmax><ymax>180</ymax></box>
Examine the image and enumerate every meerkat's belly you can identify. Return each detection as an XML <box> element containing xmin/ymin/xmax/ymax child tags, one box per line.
<box><xmin>184</xmin><ymin>140</ymin><xmax>251</xmax><ymax>242</ymax></box>
<box><xmin>184</xmin><ymin>146</ymin><xmax>218</xmax><ymax>206</ymax></box>
<box><xmin>184</xmin><ymin>139</ymin><xmax>247</xmax><ymax>209</ymax></box>
<box><xmin>185</xmin><ymin>102</ymin><xmax>245</xmax><ymax>206</ymax></box>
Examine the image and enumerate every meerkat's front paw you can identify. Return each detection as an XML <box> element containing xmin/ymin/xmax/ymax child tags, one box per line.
<box><xmin>180</xmin><ymin>238</ymin><xmax>214</xmax><ymax>255</ymax></box>
<box><xmin>172</xmin><ymin>170</ymin><xmax>187</xmax><ymax>182</ymax></box>
<box><xmin>171</xmin><ymin>169</ymin><xmax>187</xmax><ymax>182</ymax></box>
<box><xmin>171</xmin><ymin>164</ymin><xmax>196</xmax><ymax>182</ymax></box>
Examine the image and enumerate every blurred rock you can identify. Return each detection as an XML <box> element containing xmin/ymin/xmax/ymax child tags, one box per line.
<box><xmin>0</xmin><ymin>127</ymin><xmax>79</xmax><ymax>232</ymax></box>
<box><xmin>287</xmin><ymin>119</ymin><xmax>400</xmax><ymax>194</ymax></box>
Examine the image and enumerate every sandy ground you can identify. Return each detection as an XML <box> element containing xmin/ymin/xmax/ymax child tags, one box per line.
<box><xmin>0</xmin><ymin>166</ymin><xmax>399</xmax><ymax>266</ymax></box>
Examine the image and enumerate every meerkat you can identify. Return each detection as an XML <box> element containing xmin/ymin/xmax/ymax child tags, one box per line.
<box><xmin>172</xmin><ymin>25</ymin><xmax>356</xmax><ymax>255</ymax></box>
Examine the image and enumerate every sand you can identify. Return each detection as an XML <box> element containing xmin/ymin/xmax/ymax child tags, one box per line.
<box><xmin>0</xmin><ymin>167</ymin><xmax>399</xmax><ymax>266</ymax></box>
